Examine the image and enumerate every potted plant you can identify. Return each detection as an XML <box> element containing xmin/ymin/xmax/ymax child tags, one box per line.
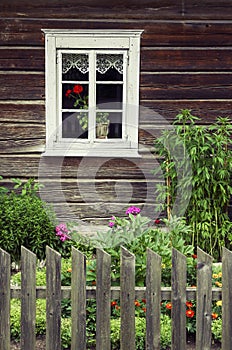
<box><xmin>65</xmin><ymin>84</ymin><xmax>110</xmax><ymax>138</ymax></box>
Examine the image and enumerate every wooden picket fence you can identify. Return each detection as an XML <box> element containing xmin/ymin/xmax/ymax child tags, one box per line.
<box><xmin>1</xmin><ymin>245</ymin><xmax>232</xmax><ymax>350</ymax></box>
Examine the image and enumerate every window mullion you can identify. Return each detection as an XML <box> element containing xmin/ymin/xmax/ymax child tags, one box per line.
<box><xmin>88</xmin><ymin>51</ymin><xmax>95</xmax><ymax>141</ymax></box>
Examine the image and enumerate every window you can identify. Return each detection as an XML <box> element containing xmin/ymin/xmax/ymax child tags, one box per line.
<box><xmin>42</xmin><ymin>30</ymin><xmax>143</xmax><ymax>157</ymax></box>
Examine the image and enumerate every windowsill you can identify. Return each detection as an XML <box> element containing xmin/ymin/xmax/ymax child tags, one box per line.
<box><xmin>42</xmin><ymin>147</ymin><xmax>141</xmax><ymax>158</ymax></box>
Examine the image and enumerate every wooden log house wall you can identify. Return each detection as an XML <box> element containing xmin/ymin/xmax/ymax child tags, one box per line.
<box><xmin>0</xmin><ymin>0</ymin><xmax>232</xmax><ymax>223</ymax></box>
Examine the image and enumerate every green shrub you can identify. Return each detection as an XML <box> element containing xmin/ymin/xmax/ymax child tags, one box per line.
<box><xmin>0</xmin><ymin>178</ymin><xmax>64</xmax><ymax>263</ymax></box>
<box><xmin>110</xmin><ymin>315</ymin><xmax>172</xmax><ymax>350</ymax></box>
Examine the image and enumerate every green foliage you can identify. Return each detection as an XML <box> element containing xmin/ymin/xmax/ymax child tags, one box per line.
<box><xmin>211</xmin><ymin>318</ymin><xmax>222</xmax><ymax>342</ymax></box>
<box><xmin>154</xmin><ymin>110</ymin><xmax>232</xmax><ymax>259</ymax></box>
<box><xmin>110</xmin><ymin>315</ymin><xmax>171</xmax><ymax>350</ymax></box>
<box><xmin>0</xmin><ymin>178</ymin><xmax>62</xmax><ymax>263</ymax></box>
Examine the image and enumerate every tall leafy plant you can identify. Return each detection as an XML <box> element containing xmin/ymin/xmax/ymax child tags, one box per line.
<box><xmin>154</xmin><ymin>109</ymin><xmax>232</xmax><ymax>259</ymax></box>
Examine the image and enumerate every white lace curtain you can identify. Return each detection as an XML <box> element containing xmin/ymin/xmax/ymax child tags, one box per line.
<box><xmin>62</xmin><ymin>53</ymin><xmax>123</xmax><ymax>75</ymax></box>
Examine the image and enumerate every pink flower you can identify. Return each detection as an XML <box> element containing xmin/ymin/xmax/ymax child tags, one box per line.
<box><xmin>55</xmin><ymin>223</ymin><xmax>70</xmax><ymax>241</ymax></box>
<box><xmin>125</xmin><ymin>206</ymin><xmax>141</xmax><ymax>215</ymax></box>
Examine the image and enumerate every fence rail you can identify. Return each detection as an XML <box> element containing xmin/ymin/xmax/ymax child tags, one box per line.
<box><xmin>0</xmin><ymin>245</ymin><xmax>231</xmax><ymax>350</ymax></box>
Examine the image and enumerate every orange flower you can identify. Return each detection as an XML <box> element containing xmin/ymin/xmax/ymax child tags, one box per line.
<box><xmin>142</xmin><ymin>307</ymin><xmax>146</xmax><ymax>312</ymax></box>
<box><xmin>111</xmin><ymin>301</ymin><xmax>117</xmax><ymax>307</ymax></box>
<box><xmin>186</xmin><ymin>309</ymin><xmax>195</xmax><ymax>318</ymax></box>
<box><xmin>92</xmin><ymin>281</ymin><xmax>96</xmax><ymax>285</ymax></box>
<box><xmin>142</xmin><ymin>299</ymin><xmax>146</xmax><ymax>304</ymax></box>
<box><xmin>215</xmin><ymin>281</ymin><xmax>222</xmax><ymax>287</ymax></box>
<box><xmin>115</xmin><ymin>305</ymin><xmax>120</xmax><ymax>310</ymax></box>
<box><xmin>186</xmin><ymin>301</ymin><xmax>193</xmax><ymax>308</ymax></box>
<box><xmin>212</xmin><ymin>313</ymin><xmax>218</xmax><ymax>319</ymax></box>
<box><xmin>134</xmin><ymin>300</ymin><xmax>141</xmax><ymax>307</ymax></box>
<box><xmin>67</xmin><ymin>268</ymin><xmax>72</xmax><ymax>273</ymax></box>
<box><xmin>166</xmin><ymin>302</ymin><xmax>172</xmax><ymax>310</ymax></box>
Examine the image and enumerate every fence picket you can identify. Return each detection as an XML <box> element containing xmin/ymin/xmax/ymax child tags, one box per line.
<box><xmin>120</xmin><ymin>246</ymin><xmax>135</xmax><ymax>350</ymax></box>
<box><xmin>96</xmin><ymin>248</ymin><xmax>111</xmax><ymax>350</ymax></box>
<box><xmin>21</xmin><ymin>246</ymin><xmax>36</xmax><ymax>350</ymax></box>
<box><xmin>0</xmin><ymin>248</ymin><xmax>11</xmax><ymax>350</ymax></box>
<box><xmin>46</xmin><ymin>246</ymin><xmax>61</xmax><ymax>350</ymax></box>
<box><xmin>222</xmin><ymin>247</ymin><xmax>232</xmax><ymax>350</ymax></box>
<box><xmin>171</xmin><ymin>248</ymin><xmax>187</xmax><ymax>350</ymax></box>
<box><xmin>196</xmin><ymin>247</ymin><xmax>213</xmax><ymax>350</ymax></box>
<box><xmin>71</xmin><ymin>247</ymin><xmax>86</xmax><ymax>350</ymax></box>
<box><xmin>146</xmin><ymin>248</ymin><xmax>161</xmax><ymax>350</ymax></box>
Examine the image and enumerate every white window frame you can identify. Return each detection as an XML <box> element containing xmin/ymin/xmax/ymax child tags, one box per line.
<box><xmin>42</xmin><ymin>29</ymin><xmax>143</xmax><ymax>157</ymax></box>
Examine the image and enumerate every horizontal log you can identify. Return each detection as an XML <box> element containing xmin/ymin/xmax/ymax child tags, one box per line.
<box><xmin>140</xmin><ymin>73</ymin><xmax>232</xmax><ymax>99</ymax></box>
<box><xmin>0</xmin><ymin>155</ymin><xmax>160</xmax><ymax>179</ymax></box>
<box><xmin>0</xmin><ymin>103</ymin><xmax>45</xmax><ymax>123</ymax></box>
<box><xmin>141</xmin><ymin>48</ymin><xmax>232</xmax><ymax>71</ymax></box>
<box><xmin>0</xmin><ymin>48</ymin><xmax>44</xmax><ymax>71</ymax></box>
<box><xmin>37</xmin><ymin>179</ymin><xmax>159</xmax><ymax>203</ymax></box>
<box><xmin>0</xmin><ymin>122</ymin><xmax>45</xmax><ymax>140</ymax></box>
<box><xmin>0</xmin><ymin>139</ymin><xmax>45</xmax><ymax>153</ymax></box>
<box><xmin>0</xmin><ymin>73</ymin><xmax>44</xmax><ymax>100</ymax></box>
<box><xmin>1</xmin><ymin>20</ymin><xmax>232</xmax><ymax>47</ymax></box>
<box><xmin>1</xmin><ymin>0</ymin><xmax>232</xmax><ymax>20</ymax></box>
<box><xmin>140</xmin><ymin>100</ymin><xmax>232</xmax><ymax>124</ymax></box>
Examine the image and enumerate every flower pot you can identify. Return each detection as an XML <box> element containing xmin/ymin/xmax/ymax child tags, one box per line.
<box><xmin>96</xmin><ymin>122</ymin><xmax>110</xmax><ymax>139</ymax></box>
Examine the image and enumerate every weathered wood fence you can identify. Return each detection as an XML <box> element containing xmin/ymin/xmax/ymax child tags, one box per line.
<box><xmin>0</xmin><ymin>245</ymin><xmax>232</xmax><ymax>350</ymax></box>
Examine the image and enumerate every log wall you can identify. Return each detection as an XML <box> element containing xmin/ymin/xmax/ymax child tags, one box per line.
<box><xmin>0</xmin><ymin>0</ymin><xmax>232</xmax><ymax>222</ymax></box>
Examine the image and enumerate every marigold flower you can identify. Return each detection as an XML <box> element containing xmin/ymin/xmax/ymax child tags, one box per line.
<box><xmin>142</xmin><ymin>307</ymin><xmax>146</xmax><ymax>312</ymax></box>
<box><xmin>142</xmin><ymin>299</ymin><xmax>146</xmax><ymax>304</ymax></box>
<box><xmin>165</xmin><ymin>302</ymin><xmax>172</xmax><ymax>310</ymax></box>
<box><xmin>212</xmin><ymin>273</ymin><xmax>219</xmax><ymax>279</ymax></box>
<box><xmin>218</xmin><ymin>272</ymin><xmax>222</xmax><ymax>278</ymax></box>
<box><xmin>115</xmin><ymin>305</ymin><xmax>120</xmax><ymax>310</ymax></box>
<box><xmin>186</xmin><ymin>301</ymin><xmax>193</xmax><ymax>308</ymax></box>
<box><xmin>67</xmin><ymin>268</ymin><xmax>72</xmax><ymax>273</ymax></box>
<box><xmin>192</xmin><ymin>254</ymin><xmax>197</xmax><ymax>259</ymax></box>
<box><xmin>212</xmin><ymin>313</ymin><xmax>218</xmax><ymax>319</ymax></box>
<box><xmin>111</xmin><ymin>301</ymin><xmax>117</xmax><ymax>307</ymax></box>
<box><xmin>216</xmin><ymin>300</ymin><xmax>222</xmax><ymax>307</ymax></box>
<box><xmin>134</xmin><ymin>300</ymin><xmax>141</xmax><ymax>307</ymax></box>
<box><xmin>215</xmin><ymin>281</ymin><xmax>222</xmax><ymax>287</ymax></box>
<box><xmin>186</xmin><ymin>309</ymin><xmax>195</xmax><ymax>318</ymax></box>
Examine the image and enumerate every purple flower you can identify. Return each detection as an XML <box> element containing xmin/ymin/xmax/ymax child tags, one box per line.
<box><xmin>125</xmin><ymin>206</ymin><xmax>141</xmax><ymax>215</ymax></box>
<box><xmin>109</xmin><ymin>216</ymin><xmax>116</xmax><ymax>228</ymax></box>
<box><xmin>55</xmin><ymin>223</ymin><xmax>70</xmax><ymax>241</ymax></box>
<box><xmin>56</xmin><ymin>223</ymin><xmax>68</xmax><ymax>233</ymax></box>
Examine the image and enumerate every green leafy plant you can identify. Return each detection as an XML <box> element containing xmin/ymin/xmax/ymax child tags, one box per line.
<box><xmin>0</xmin><ymin>178</ymin><xmax>62</xmax><ymax>263</ymax></box>
<box><xmin>154</xmin><ymin>110</ymin><xmax>232</xmax><ymax>259</ymax></box>
<box><xmin>110</xmin><ymin>315</ymin><xmax>171</xmax><ymax>350</ymax></box>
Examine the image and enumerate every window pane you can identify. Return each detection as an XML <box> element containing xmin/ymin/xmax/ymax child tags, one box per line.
<box><xmin>62</xmin><ymin>84</ymin><xmax>88</xmax><ymax>109</ymax></box>
<box><xmin>62</xmin><ymin>112</ymin><xmax>88</xmax><ymax>139</ymax></box>
<box><xmin>96</xmin><ymin>54</ymin><xmax>123</xmax><ymax>81</ymax></box>
<box><xmin>96</xmin><ymin>84</ymin><xmax>122</xmax><ymax>108</ymax></box>
<box><xmin>95</xmin><ymin>112</ymin><xmax>122</xmax><ymax>139</ymax></box>
<box><xmin>62</xmin><ymin>53</ymin><xmax>89</xmax><ymax>81</ymax></box>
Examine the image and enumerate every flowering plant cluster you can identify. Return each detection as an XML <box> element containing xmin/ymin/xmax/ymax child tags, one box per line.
<box><xmin>65</xmin><ymin>84</ymin><xmax>109</xmax><ymax>131</ymax></box>
<box><xmin>55</xmin><ymin>223</ymin><xmax>70</xmax><ymax>242</ymax></box>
